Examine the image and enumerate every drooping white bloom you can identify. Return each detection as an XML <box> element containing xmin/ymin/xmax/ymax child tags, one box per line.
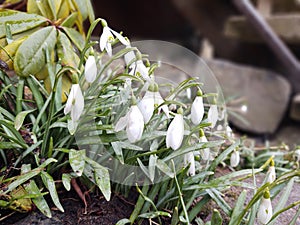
<box><xmin>64</xmin><ymin>84</ymin><xmax>84</xmax><ymax>122</ymax></box>
<box><xmin>84</xmin><ymin>55</ymin><xmax>97</xmax><ymax>83</ymax></box>
<box><xmin>207</xmin><ymin>104</ymin><xmax>218</xmax><ymax>128</ymax></box>
<box><xmin>124</xmin><ymin>45</ymin><xmax>136</xmax><ymax>67</ymax></box>
<box><xmin>184</xmin><ymin>152</ymin><xmax>195</xmax><ymax>176</ymax></box>
<box><xmin>266</xmin><ymin>166</ymin><xmax>276</xmax><ymax>183</ymax></box>
<box><xmin>295</xmin><ymin>149</ymin><xmax>300</xmax><ymax>161</ymax></box>
<box><xmin>166</xmin><ymin>113</ymin><xmax>184</xmax><ymax>150</ymax></box>
<box><xmin>99</xmin><ymin>22</ymin><xmax>129</xmax><ymax>57</ymax></box>
<box><xmin>191</xmin><ymin>95</ymin><xmax>204</xmax><ymax>125</ymax></box>
<box><xmin>114</xmin><ymin>104</ymin><xmax>144</xmax><ymax>143</ymax></box>
<box><xmin>257</xmin><ymin>190</ymin><xmax>273</xmax><ymax>224</ymax></box>
<box><xmin>230</xmin><ymin>149</ymin><xmax>240</xmax><ymax>167</ymax></box>
<box><xmin>138</xmin><ymin>90</ymin><xmax>155</xmax><ymax>124</ymax></box>
<box><xmin>129</xmin><ymin>60</ymin><xmax>150</xmax><ymax>81</ymax></box>
<box><xmin>126</xmin><ymin>105</ymin><xmax>144</xmax><ymax>143</ymax></box>
<box><xmin>226</xmin><ymin>125</ymin><xmax>234</xmax><ymax>138</ymax></box>
<box><xmin>199</xmin><ymin>131</ymin><xmax>210</xmax><ymax>160</ymax></box>
<box><xmin>100</xmin><ymin>26</ymin><xmax>114</xmax><ymax>56</ymax></box>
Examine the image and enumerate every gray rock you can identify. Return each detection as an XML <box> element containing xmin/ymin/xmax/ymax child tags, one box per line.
<box><xmin>205</xmin><ymin>59</ymin><xmax>291</xmax><ymax>134</ymax></box>
<box><xmin>290</xmin><ymin>93</ymin><xmax>300</xmax><ymax>121</ymax></box>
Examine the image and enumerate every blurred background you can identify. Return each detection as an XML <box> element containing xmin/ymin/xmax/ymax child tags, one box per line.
<box><xmin>92</xmin><ymin>0</ymin><xmax>300</xmax><ymax>142</ymax></box>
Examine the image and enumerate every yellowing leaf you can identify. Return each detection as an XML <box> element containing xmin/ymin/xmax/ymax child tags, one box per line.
<box><xmin>0</xmin><ymin>10</ymin><xmax>47</xmax><ymax>39</ymax></box>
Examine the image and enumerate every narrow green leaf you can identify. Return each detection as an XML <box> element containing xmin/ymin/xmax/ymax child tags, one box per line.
<box><xmin>156</xmin><ymin>159</ymin><xmax>174</xmax><ymax>178</ymax></box>
<box><xmin>14</xmin><ymin>109</ymin><xmax>35</xmax><ymax>130</ymax></box>
<box><xmin>137</xmin><ymin>158</ymin><xmax>151</xmax><ymax>181</ymax></box>
<box><xmin>111</xmin><ymin>142</ymin><xmax>124</xmax><ymax>164</ymax></box>
<box><xmin>139</xmin><ymin>211</ymin><xmax>171</xmax><ymax>219</ymax></box>
<box><xmin>149</xmin><ymin>155</ymin><xmax>157</xmax><ymax>182</ymax></box>
<box><xmin>4</xmin><ymin>168</ymin><xmax>41</xmax><ymax>194</ymax></box>
<box><xmin>14</xmin><ymin>26</ymin><xmax>57</xmax><ymax>77</ymax></box>
<box><xmin>0</xmin><ymin>142</ymin><xmax>20</xmax><ymax>149</ymax></box>
<box><xmin>69</xmin><ymin>149</ymin><xmax>86</xmax><ymax>176</ymax></box>
<box><xmin>40</xmin><ymin>171</ymin><xmax>64</xmax><ymax>212</ymax></box>
<box><xmin>24</xmin><ymin>180</ymin><xmax>51</xmax><ymax>218</ymax></box>
<box><xmin>0</xmin><ymin>10</ymin><xmax>47</xmax><ymax>39</ymax></box>
<box><xmin>229</xmin><ymin>190</ymin><xmax>247</xmax><ymax>225</ymax></box>
<box><xmin>211</xmin><ymin>209</ymin><xmax>223</xmax><ymax>225</ymax></box>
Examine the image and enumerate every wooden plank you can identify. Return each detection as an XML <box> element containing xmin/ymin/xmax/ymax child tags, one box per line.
<box><xmin>224</xmin><ymin>14</ymin><xmax>300</xmax><ymax>44</ymax></box>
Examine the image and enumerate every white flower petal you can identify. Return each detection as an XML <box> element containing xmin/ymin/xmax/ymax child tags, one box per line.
<box><xmin>266</xmin><ymin>166</ymin><xmax>276</xmax><ymax>183</ymax></box>
<box><xmin>230</xmin><ymin>150</ymin><xmax>240</xmax><ymax>167</ymax></box>
<box><xmin>208</xmin><ymin>104</ymin><xmax>218</xmax><ymax>128</ymax></box>
<box><xmin>199</xmin><ymin>135</ymin><xmax>210</xmax><ymax>160</ymax></box>
<box><xmin>114</xmin><ymin>113</ymin><xmax>129</xmax><ymax>132</ymax></box>
<box><xmin>124</xmin><ymin>47</ymin><xmax>136</xmax><ymax>67</ymax></box>
<box><xmin>257</xmin><ymin>197</ymin><xmax>273</xmax><ymax>224</ymax></box>
<box><xmin>64</xmin><ymin>84</ymin><xmax>84</xmax><ymax>122</ymax></box>
<box><xmin>166</xmin><ymin>114</ymin><xmax>184</xmax><ymax>150</ymax></box>
<box><xmin>106</xmin><ymin>42</ymin><xmax>112</xmax><ymax>57</ymax></box>
<box><xmin>191</xmin><ymin>96</ymin><xmax>204</xmax><ymax>125</ymax></box>
<box><xmin>184</xmin><ymin>152</ymin><xmax>195</xmax><ymax>176</ymax></box>
<box><xmin>138</xmin><ymin>92</ymin><xmax>155</xmax><ymax>124</ymax></box>
<box><xmin>84</xmin><ymin>55</ymin><xmax>97</xmax><ymax>83</ymax></box>
<box><xmin>70</xmin><ymin>84</ymin><xmax>84</xmax><ymax>121</ymax></box>
<box><xmin>110</xmin><ymin>29</ymin><xmax>129</xmax><ymax>46</ymax></box>
<box><xmin>99</xmin><ymin>26</ymin><xmax>112</xmax><ymax>52</ymax></box>
<box><xmin>136</xmin><ymin>60</ymin><xmax>149</xmax><ymax>81</ymax></box>
<box><xmin>126</xmin><ymin>105</ymin><xmax>144</xmax><ymax>143</ymax></box>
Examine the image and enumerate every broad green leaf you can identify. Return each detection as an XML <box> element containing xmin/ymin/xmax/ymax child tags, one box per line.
<box><xmin>41</xmin><ymin>171</ymin><xmax>64</xmax><ymax>212</ymax></box>
<box><xmin>85</xmin><ymin>157</ymin><xmax>111</xmax><ymax>201</ymax></box>
<box><xmin>61</xmin><ymin>12</ymin><xmax>78</xmax><ymax>28</ymax></box>
<box><xmin>62</xmin><ymin>173</ymin><xmax>72</xmax><ymax>191</ymax></box>
<box><xmin>0</xmin><ymin>10</ymin><xmax>47</xmax><ymax>39</ymax></box>
<box><xmin>14</xmin><ymin>26</ymin><xmax>57</xmax><ymax>77</ymax></box>
<box><xmin>24</xmin><ymin>180</ymin><xmax>51</xmax><ymax>218</ymax></box>
<box><xmin>69</xmin><ymin>149</ymin><xmax>86</xmax><ymax>176</ymax></box>
<box><xmin>57</xmin><ymin>30</ymin><xmax>79</xmax><ymax>68</ymax></box>
<box><xmin>62</xmin><ymin>26</ymin><xmax>85</xmax><ymax>51</ymax></box>
<box><xmin>116</xmin><ymin>218</ymin><xmax>131</xmax><ymax>225</ymax></box>
<box><xmin>27</xmin><ymin>0</ymin><xmax>41</xmax><ymax>15</ymax></box>
<box><xmin>14</xmin><ymin>109</ymin><xmax>35</xmax><ymax>130</ymax></box>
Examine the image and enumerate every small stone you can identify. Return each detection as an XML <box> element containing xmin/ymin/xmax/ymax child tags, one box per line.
<box><xmin>205</xmin><ymin>59</ymin><xmax>291</xmax><ymax>134</ymax></box>
<box><xmin>290</xmin><ymin>93</ymin><xmax>300</xmax><ymax>121</ymax></box>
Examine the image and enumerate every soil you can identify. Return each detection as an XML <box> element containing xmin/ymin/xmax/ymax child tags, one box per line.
<box><xmin>0</xmin><ymin>190</ymin><xmax>136</xmax><ymax>225</ymax></box>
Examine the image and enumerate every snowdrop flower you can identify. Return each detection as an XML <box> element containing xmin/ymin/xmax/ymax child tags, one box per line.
<box><xmin>84</xmin><ymin>55</ymin><xmax>97</xmax><ymax>83</ymax></box>
<box><xmin>266</xmin><ymin>159</ymin><xmax>276</xmax><ymax>183</ymax></box>
<box><xmin>226</xmin><ymin>125</ymin><xmax>234</xmax><ymax>138</ymax></box>
<box><xmin>184</xmin><ymin>152</ymin><xmax>195</xmax><ymax>176</ymax></box>
<box><xmin>166</xmin><ymin>108</ymin><xmax>184</xmax><ymax>150</ymax></box>
<box><xmin>294</xmin><ymin>149</ymin><xmax>300</xmax><ymax>161</ymax></box>
<box><xmin>129</xmin><ymin>60</ymin><xmax>150</xmax><ymax>81</ymax></box>
<box><xmin>115</xmin><ymin>98</ymin><xmax>144</xmax><ymax>143</ymax></box>
<box><xmin>124</xmin><ymin>45</ymin><xmax>136</xmax><ymax>67</ymax></box>
<box><xmin>230</xmin><ymin>148</ymin><xmax>240</xmax><ymax>167</ymax></box>
<box><xmin>199</xmin><ymin>129</ymin><xmax>210</xmax><ymax>160</ymax></box>
<box><xmin>64</xmin><ymin>84</ymin><xmax>84</xmax><ymax>122</ymax></box>
<box><xmin>99</xmin><ymin>20</ymin><xmax>129</xmax><ymax>57</ymax></box>
<box><xmin>207</xmin><ymin>102</ymin><xmax>218</xmax><ymax>128</ymax></box>
<box><xmin>257</xmin><ymin>189</ymin><xmax>273</xmax><ymax>224</ymax></box>
<box><xmin>191</xmin><ymin>90</ymin><xmax>204</xmax><ymax>125</ymax></box>
<box><xmin>138</xmin><ymin>87</ymin><xmax>155</xmax><ymax>124</ymax></box>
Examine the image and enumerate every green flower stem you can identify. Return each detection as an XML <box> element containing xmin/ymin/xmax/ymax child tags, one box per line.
<box><xmin>129</xmin><ymin>184</ymin><xmax>149</xmax><ymax>224</ymax></box>
<box><xmin>16</xmin><ymin>78</ymin><xmax>24</xmax><ymax>114</ymax></box>
<box><xmin>270</xmin><ymin>200</ymin><xmax>300</xmax><ymax>224</ymax></box>
<box><xmin>172</xmin><ymin>160</ymin><xmax>190</xmax><ymax>225</ymax></box>
<box><xmin>40</xmin><ymin>67</ymin><xmax>74</xmax><ymax>157</ymax></box>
